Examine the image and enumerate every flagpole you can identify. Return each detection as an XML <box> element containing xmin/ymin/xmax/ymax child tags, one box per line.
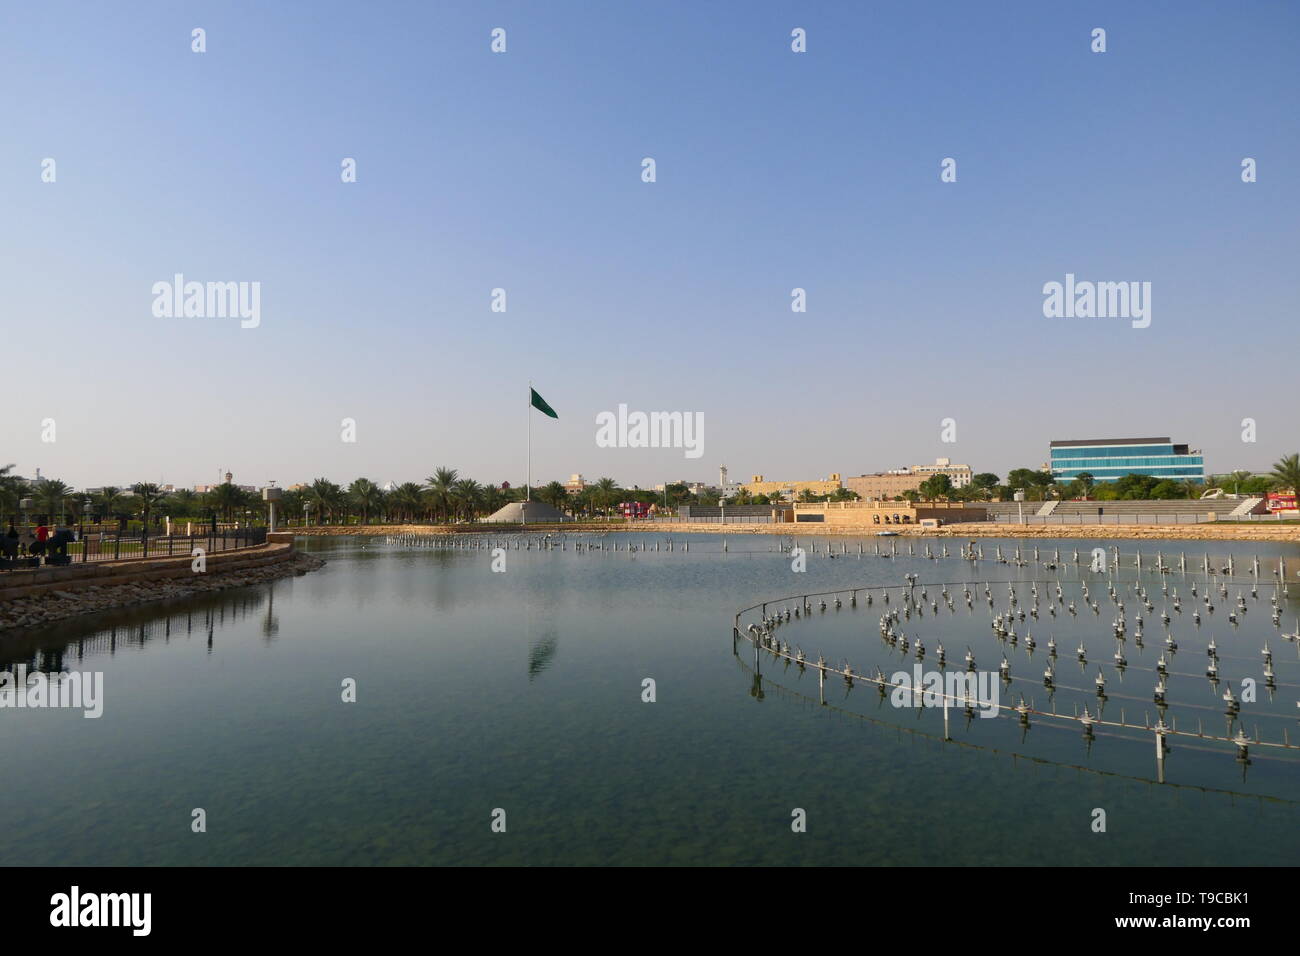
<box><xmin>526</xmin><ymin>381</ymin><xmax>531</xmax><ymax>508</ymax></box>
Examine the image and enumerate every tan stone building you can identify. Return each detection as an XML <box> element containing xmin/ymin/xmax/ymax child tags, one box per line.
<box><xmin>786</xmin><ymin>500</ymin><xmax>987</xmax><ymax>526</ymax></box>
<box><xmin>844</xmin><ymin>472</ymin><xmax>924</xmax><ymax>500</ymax></box>
<box><xmin>742</xmin><ymin>473</ymin><xmax>842</xmax><ymax>499</ymax></box>
<box><xmin>845</xmin><ymin>459</ymin><xmax>974</xmax><ymax>499</ymax></box>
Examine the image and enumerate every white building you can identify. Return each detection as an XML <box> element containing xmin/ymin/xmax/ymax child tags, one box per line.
<box><xmin>907</xmin><ymin>458</ymin><xmax>973</xmax><ymax>488</ymax></box>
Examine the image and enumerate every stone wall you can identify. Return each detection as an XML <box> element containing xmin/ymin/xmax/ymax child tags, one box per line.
<box><xmin>0</xmin><ymin>541</ymin><xmax>296</xmax><ymax>602</ymax></box>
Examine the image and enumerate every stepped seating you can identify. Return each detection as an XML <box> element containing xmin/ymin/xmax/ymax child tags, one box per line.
<box><xmin>1052</xmin><ymin>499</ymin><xmax>1242</xmax><ymax>515</ymax></box>
<box><xmin>979</xmin><ymin>498</ymin><xmax>1263</xmax><ymax>519</ymax></box>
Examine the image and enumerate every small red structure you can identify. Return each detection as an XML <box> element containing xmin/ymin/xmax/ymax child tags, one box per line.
<box><xmin>1266</xmin><ymin>491</ymin><xmax>1297</xmax><ymax>512</ymax></box>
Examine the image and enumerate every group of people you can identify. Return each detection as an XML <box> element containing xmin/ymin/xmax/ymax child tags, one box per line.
<box><xmin>1</xmin><ymin>521</ymin><xmax>78</xmax><ymax>567</ymax></box>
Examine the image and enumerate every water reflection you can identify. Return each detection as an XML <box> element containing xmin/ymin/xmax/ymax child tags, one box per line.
<box><xmin>528</xmin><ymin>632</ymin><xmax>559</xmax><ymax>680</ymax></box>
<box><xmin>0</xmin><ymin>582</ymin><xmax>281</xmax><ymax>674</ymax></box>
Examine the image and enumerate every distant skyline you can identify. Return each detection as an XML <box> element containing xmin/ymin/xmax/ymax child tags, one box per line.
<box><xmin>3</xmin><ymin>2</ymin><xmax>1296</xmax><ymax>490</ymax></box>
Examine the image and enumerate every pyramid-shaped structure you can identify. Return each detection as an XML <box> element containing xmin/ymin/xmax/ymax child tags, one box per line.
<box><xmin>482</xmin><ymin>500</ymin><xmax>569</xmax><ymax>523</ymax></box>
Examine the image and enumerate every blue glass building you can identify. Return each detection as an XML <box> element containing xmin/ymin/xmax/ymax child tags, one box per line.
<box><xmin>1049</xmin><ymin>438</ymin><xmax>1205</xmax><ymax>483</ymax></box>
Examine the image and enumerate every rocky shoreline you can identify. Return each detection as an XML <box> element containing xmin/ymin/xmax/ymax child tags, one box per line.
<box><xmin>0</xmin><ymin>552</ymin><xmax>325</xmax><ymax>633</ymax></box>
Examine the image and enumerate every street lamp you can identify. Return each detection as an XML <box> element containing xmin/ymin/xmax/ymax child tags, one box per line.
<box><xmin>263</xmin><ymin>483</ymin><xmax>282</xmax><ymax>532</ymax></box>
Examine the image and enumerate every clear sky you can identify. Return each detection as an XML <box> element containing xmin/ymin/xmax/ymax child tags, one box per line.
<box><xmin>2</xmin><ymin>1</ymin><xmax>1296</xmax><ymax>491</ymax></box>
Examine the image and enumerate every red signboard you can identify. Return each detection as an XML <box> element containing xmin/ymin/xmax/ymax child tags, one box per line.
<box><xmin>1266</xmin><ymin>492</ymin><xmax>1297</xmax><ymax>512</ymax></box>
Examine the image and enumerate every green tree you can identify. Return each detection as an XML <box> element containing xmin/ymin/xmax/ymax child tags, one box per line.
<box><xmin>481</xmin><ymin>483</ymin><xmax>506</xmax><ymax>516</ymax></box>
<box><xmin>425</xmin><ymin>467</ymin><xmax>459</xmax><ymax>522</ymax></box>
<box><xmin>35</xmin><ymin>478</ymin><xmax>72</xmax><ymax>522</ymax></box>
<box><xmin>307</xmin><ymin>478</ymin><xmax>343</xmax><ymax>525</ymax></box>
<box><xmin>391</xmin><ymin>482</ymin><xmax>425</xmax><ymax>523</ymax></box>
<box><xmin>209</xmin><ymin>482</ymin><xmax>245</xmax><ymax>524</ymax></box>
<box><xmin>593</xmin><ymin>477</ymin><xmax>619</xmax><ymax>517</ymax></box>
<box><xmin>1148</xmin><ymin>480</ymin><xmax>1184</xmax><ymax>500</ymax></box>
<box><xmin>536</xmin><ymin>481</ymin><xmax>567</xmax><ymax>513</ymax></box>
<box><xmin>452</xmin><ymin>478</ymin><xmax>483</xmax><ymax>520</ymax></box>
<box><xmin>94</xmin><ymin>485</ymin><xmax>125</xmax><ymax>518</ymax></box>
<box><xmin>919</xmin><ymin>474</ymin><xmax>953</xmax><ymax>500</ymax></box>
<box><xmin>131</xmin><ymin>482</ymin><xmax>164</xmax><ymax>527</ymax></box>
<box><xmin>1006</xmin><ymin>468</ymin><xmax>1052</xmax><ymax>500</ymax></box>
<box><xmin>348</xmin><ymin>478</ymin><xmax>383</xmax><ymax>525</ymax></box>
<box><xmin>165</xmin><ymin>488</ymin><xmax>200</xmax><ymax>517</ymax></box>
<box><xmin>1224</xmin><ymin>470</ymin><xmax>1253</xmax><ymax>495</ymax></box>
<box><xmin>1267</xmin><ymin>454</ymin><xmax>1300</xmax><ymax>496</ymax></box>
<box><xmin>0</xmin><ymin>465</ymin><xmax>25</xmax><ymax>517</ymax></box>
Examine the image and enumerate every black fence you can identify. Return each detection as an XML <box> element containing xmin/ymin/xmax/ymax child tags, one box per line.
<box><xmin>0</xmin><ymin>526</ymin><xmax>267</xmax><ymax>572</ymax></box>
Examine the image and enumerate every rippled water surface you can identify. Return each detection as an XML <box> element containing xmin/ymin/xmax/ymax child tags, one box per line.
<box><xmin>1</xmin><ymin>533</ymin><xmax>1297</xmax><ymax>865</ymax></box>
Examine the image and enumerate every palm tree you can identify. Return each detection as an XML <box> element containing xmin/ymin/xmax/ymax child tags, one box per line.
<box><xmin>131</xmin><ymin>482</ymin><xmax>164</xmax><ymax>528</ymax></box>
<box><xmin>348</xmin><ymin>478</ymin><xmax>382</xmax><ymax>525</ymax></box>
<box><xmin>593</xmin><ymin>477</ymin><xmax>619</xmax><ymax>518</ymax></box>
<box><xmin>95</xmin><ymin>486</ymin><xmax>124</xmax><ymax>518</ymax></box>
<box><xmin>539</xmin><ymin>481</ymin><xmax>568</xmax><ymax>513</ymax></box>
<box><xmin>451</xmin><ymin>478</ymin><xmax>483</xmax><ymax>521</ymax></box>
<box><xmin>481</xmin><ymin>484</ymin><xmax>506</xmax><ymax>516</ymax></box>
<box><xmin>167</xmin><ymin>488</ymin><xmax>199</xmax><ymax>517</ymax></box>
<box><xmin>1268</xmin><ymin>454</ymin><xmax>1300</xmax><ymax>496</ymax></box>
<box><xmin>0</xmin><ymin>464</ymin><xmax>24</xmax><ymax>518</ymax></box>
<box><xmin>1226</xmin><ymin>470</ymin><xmax>1252</xmax><ymax>495</ymax></box>
<box><xmin>392</xmin><ymin>482</ymin><xmax>425</xmax><ymax>523</ymax></box>
<box><xmin>729</xmin><ymin>487</ymin><xmax>753</xmax><ymax>506</ymax></box>
<box><xmin>308</xmin><ymin>478</ymin><xmax>343</xmax><ymax>525</ymax></box>
<box><xmin>35</xmin><ymin>478</ymin><xmax>72</xmax><ymax>522</ymax></box>
<box><xmin>425</xmin><ymin>468</ymin><xmax>458</xmax><ymax>523</ymax></box>
<box><xmin>280</xmin><ymin>488</ymin><xmax>306</xmax><ymax>526</ymax></box>
<box><xmin>209</xmin><ymin>481</ymin><xmax>244</xmax><ymax>524</ymax></box>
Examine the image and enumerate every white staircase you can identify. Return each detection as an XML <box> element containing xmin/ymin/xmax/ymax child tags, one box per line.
<box><xmin>1228</xmin><ymin>497</ymin><xmax>1264</xmax><ymax>517</ymax></box>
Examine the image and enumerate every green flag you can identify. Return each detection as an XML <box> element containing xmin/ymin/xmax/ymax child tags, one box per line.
<box><xmin>530</xmin><ymin>388</ymin><xmax>558</xmax><ymax>419</ymax></box>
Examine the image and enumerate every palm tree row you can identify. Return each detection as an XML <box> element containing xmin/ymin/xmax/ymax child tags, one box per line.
<box><xmin>1</xmin><ymin>466</ymin><xmax>667</xmax><ymax>525</ymax></box>
<box><xmin>13</xmin><ymin>455</ymin><xmax>1293</xmax><ymax>527</ymax></box>
<box><xmin>285</xmin><ymin>470</ymin><xmax>632</xmax><ymax>525</ymax></box>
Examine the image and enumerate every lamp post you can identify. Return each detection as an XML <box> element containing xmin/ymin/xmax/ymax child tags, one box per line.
<box><xmin>263</xmin><ymin>483</ymin><xmax>281</xmax><ymax>533</ymax></box>
<box><xmin>303</xmin><ymin>502</ymin><xmax>311</xmax><ymax>528</ymax></box>
<box><xmin>1014</xmin><ymin>488</ymin><xmax>1025</xmax><ymax>525</ymax></box>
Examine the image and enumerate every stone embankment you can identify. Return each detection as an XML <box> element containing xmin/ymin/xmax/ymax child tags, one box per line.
<box><xmin>0</xmin><ymin>542</ymin><xmax>324</xmax><ymax>632</ymax></box>
<box><xmin>285</xmin><ymin>522</ymin><xmax>1300</xmax><ymax>544</ymax></box>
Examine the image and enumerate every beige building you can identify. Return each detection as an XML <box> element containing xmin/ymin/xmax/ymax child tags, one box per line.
<box><xmin>564</xmin><ymin>474</ymin><xmax>587</xmax><ymax>495</ymax></box>
<box><xmin>787</xmin><ymin>500</ymin><xmax>987</xmax><ymax>526</ymax></box>
<box><xmin>909</xmin><ymin>458</ymin><xmax>973</xmax><ymax>488</ymax></box>
<box><xmin>846</xmin><ymin>458</ymin><xmax>974</xmax><ymax>499</ymax></box>
<box><xmin>741</xmin><ymin>473</ymin><xmax>842</xmax><ymax>499</ymax></box>
<box><xmin>844</xmin><ymin>472</ymin><xmax>924</xmax><ymax>500</ymax></box>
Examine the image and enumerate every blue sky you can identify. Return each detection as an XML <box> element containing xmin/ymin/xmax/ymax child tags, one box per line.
<box><xmin>2</xmin><ymin>1</ymin><xmax>1296</xmax><ymax>490</ymax></box>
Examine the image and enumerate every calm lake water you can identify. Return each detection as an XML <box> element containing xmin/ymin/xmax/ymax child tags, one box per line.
<box><xmin>1</xmin><ymin>533</ymin><xmax>1297</xmax><ymax>866</ymax></box>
